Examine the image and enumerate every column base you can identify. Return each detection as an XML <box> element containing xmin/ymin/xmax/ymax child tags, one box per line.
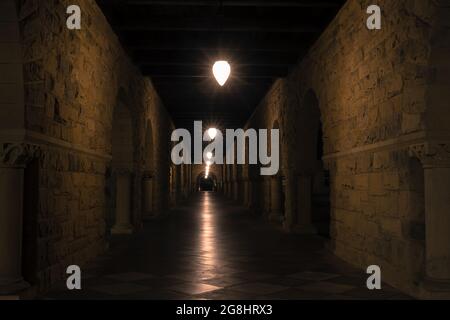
<box><xmin>268</xmin><ymin>212</ymin><xmax>284</xmax><ymax>223</ymax></box>
<box><xmin>111</xmin><ymin>224</ymin><xmax>133</xmax><ymax>235</ymax></box>
<box><xmin>283</xmin><ymin>223</ymin><xmax>317</xmax><ymax>235</ymax></box>
<box><xmin>0</xmin><ymin>278</ymin><xmax>30</xmax><ymax>295</ymax></box>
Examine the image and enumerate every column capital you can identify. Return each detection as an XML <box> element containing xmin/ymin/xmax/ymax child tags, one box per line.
<box><xmin>114</xmin><ymin>167</ymin><xmax>132</xmax><ymax>175</ymax></box>
<box><xmin>409</xmin><ymin>142</ymin><xmax>450</xmax><ymax>168</ymax></box>
<box><xmin>0</xmin><ymin>142</ymin><xmax>40</xmax><ymax>168</ymax></box>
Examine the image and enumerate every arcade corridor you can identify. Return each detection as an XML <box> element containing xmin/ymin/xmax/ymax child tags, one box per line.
<box><xmin>44</xmin><ymin>192</ymin><xmax>408</xmax><ymax>300</ymax></box>
<box><xmin>1</xmin><ymin>0</ymin><xmax>450</xmax><ymax>301</ymax></box>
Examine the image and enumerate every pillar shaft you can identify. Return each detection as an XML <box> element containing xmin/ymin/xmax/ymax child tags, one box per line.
<box><xmin>247</xmin><ymin>180</ymin><xmax>253</xmax><ymax>209</ymax></box>
<box><xmin>409</xmin><ymin>143</ymin><xmax>450</xmax><ymax>290</ymax></box>
<box><xmin>0</xmin><ymin>143</ymin><xmax>38</xmax><ymax>295</ymax></box>
<box><xmin>269</xmin><ymin>176</ymin><xmax>282</xmax><ymax>221</ymax></box>
<box><xmin>0</xmin><ymin>166</ymin><xmax>29</xmax><ymax>294</ymax></box>
<box><xmin>424</xmin><ymin>167</ymin><xmax>450</xmax><ymax>281</ymax></box>
<box><xmin>112</xmin><ymin>170</ymin><xmax>133</xmax><ymax>234</ymax></box>
<box><xmin>142</xmin><ymin>173</ymin><xmax>153</xmax><ymax>219</ymax></box>
<box><xmin>243</xmin><ymin>179</ymin><xmax>249</xmax><ymax>206</ymax></box>
<box><xmin>233</xmin><ymin>180</ymin><xmax>239</xmax><ymax>201</ymax></box>
<box><xmin>264</xmin><ymin>178</ymin><xmax>271</xmax><ymax>216</ymax></box>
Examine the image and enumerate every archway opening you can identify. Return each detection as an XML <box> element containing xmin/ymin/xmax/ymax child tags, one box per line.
<box><xmin>303</xmin><ymin>90</ymin><xmax>331</xmax><ymax>238</ymax></box>
<box><xmin>108</xmin><ymin>92</ymin><xmax>134</xmax><ymax>234</ymax></box>
<box><xmin>197</xmin><ymin>172</ymin><xmax>217</xmax><ymax>192</ymax></box>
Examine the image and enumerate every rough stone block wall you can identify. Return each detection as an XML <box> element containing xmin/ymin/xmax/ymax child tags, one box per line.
<box><xmin>15</xmin><ymin>0</ymin><xmax>174</xmax><ymax>291</ymax></box>
<box><xmin>246</xmin><ymin>0</ymin><xmax>449</xmax><ymax>296</ymax></box>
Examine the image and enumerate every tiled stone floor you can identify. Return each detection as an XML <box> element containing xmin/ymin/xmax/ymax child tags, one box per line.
<box><xmin>43</xmin><ymin>192</ymin><xmax>411</xmax><ymax>300</ymax></box>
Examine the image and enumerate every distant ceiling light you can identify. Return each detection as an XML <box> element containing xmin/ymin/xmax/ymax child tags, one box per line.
<box><xmin>206</xmin><ymin>152</ymin><xmax>213</xmax><ymax>159</ymax></box>
<box><xmin>213</xmin><ymin>61</ymin><xmax>231</xmax><ymax>86</ymax></box>
<box><xmin>207</xmin><ymin>128</ymin><xmax>217</xmax><ymax>140</ymax></box>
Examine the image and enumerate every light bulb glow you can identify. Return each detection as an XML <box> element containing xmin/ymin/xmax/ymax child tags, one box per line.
<box><xmin>206</xmin><ymin>161</ymin><xmax>212</xmax><ymax>166</ymax></box>
<box><xmin>213</xmin><ymin>61</ymin><xmax>230</xmax><ymax>86</ymax></box>
<box><xmin>207</xmin><ymin>128</ymin><xmax>217</xmax><ymax>140</ymax></box>
<box><xmin>206</xmin><ymin>152</ymin><xmax>213</xmax><ymax>159</ymax></box>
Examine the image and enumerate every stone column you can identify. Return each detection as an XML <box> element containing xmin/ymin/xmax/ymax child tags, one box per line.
<box><xmin>142</xmin><ymin>171</ymin><xmax>153</xmax><ymax>220</ymax></box>
<box><xmin>247</xmin><ymin>180</ymin><xmax>253</xmax><ymax>209</ymax></box>
<box><xmin>269</xmin><ymin>175</ymin><xmax>282</xmax><ymax>222</ymax></box>
<box><xmin>283</xmin><ymin>175</ymin><xmax>296</xmax><ymax>231</ymax></box>
<box><xmin>233</xmin><ymin>180</ymin><xmax>239</xmax><ymax>202</ymax></box>
<box><xmin>0</xmin><ymin>143</ymin><xmax>39</xmax><ymax>295</ymax></box>
<box><xmin>243</xmin><ymin>179</ymin><xmax>249</xmax><ymax>206</ymax></box>
<box><xmin>175</xmin><ymin>166</ymin><xmax>182</xmax><ymax>204</ymax></box>
<box><xmin>112</xmin><ymin>169</ymin><xmax>133</xmax><ymax>234</ymax></box>
<box><xmin>410</xmin><ymin>143</ymin><xmax>450</xmax><ymax>289</ymax></box>
<box><xmin>263</xmin><ymin>177</ymin><xmax>271</xmax><ymax>217</ymax></box>
<box><xmin>250</xmin><ymin>178</ymin><xmax>263</xmax><ymax>215</ymax></box>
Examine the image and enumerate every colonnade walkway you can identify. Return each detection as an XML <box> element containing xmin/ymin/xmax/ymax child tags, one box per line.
<box><xmin>44</xmin><ymin>193</ymin><xmax>410</xmax><ymax>300</ymax></box>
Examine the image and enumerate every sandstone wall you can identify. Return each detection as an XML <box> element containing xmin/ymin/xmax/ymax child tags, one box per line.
<box><xmin>245</xmin><ymin>0</ymin><xmax>450</xmax><ymax>297</ymax></box>
<box><xmin>8</xmin><ymin>0</ymin><xmax>174</xmax><ymax>291</ymax></box>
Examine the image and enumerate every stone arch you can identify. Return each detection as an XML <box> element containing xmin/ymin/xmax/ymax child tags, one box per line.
<box><xmin>109</xmin><ymin>88</ymin><xmax>135</xmax><ymax>234</ymax></box>
<box><xmin>302</xmin><ymin>89</ymin><xmax>330</xmax><ymax>237</ymax></box>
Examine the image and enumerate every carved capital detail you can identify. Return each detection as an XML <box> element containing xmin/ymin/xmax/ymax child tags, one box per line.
<box><xmin>409</xmin><ymin>142</ymin><xmax>450</xmax><ymax>168</ymax></box>
<box><xmin>0</xmin><ymin>143</ymin><xmax>40</xmax><ymax>167</ymax></box>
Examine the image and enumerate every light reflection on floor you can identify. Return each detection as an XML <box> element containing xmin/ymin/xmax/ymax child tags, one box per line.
<box><xmin>43</xmin><ymin>192</ymin><xmax>411</xmax><ymax>300</ymax></box>
<box><xmin>199</xmin><ymin>192</ymin><xmax>218</xmax><ymax>269</ymax></box>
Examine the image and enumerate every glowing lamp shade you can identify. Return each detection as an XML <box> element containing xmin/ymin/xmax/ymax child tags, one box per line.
<box><xmin>213</xmin><ymin>61</ymin><xmax>231</xmax><ymax>86</ymax></box>
<box><xmin>207</xmin><ymin>128</ymin><xmax>217</xmax><ymax>140</ymax></box>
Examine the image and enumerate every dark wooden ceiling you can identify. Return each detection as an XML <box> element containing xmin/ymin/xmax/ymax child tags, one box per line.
<box><xmin>96</xmin><ymin>0</ymin><xmax>345</xmax><ymax>130</ymax></box>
